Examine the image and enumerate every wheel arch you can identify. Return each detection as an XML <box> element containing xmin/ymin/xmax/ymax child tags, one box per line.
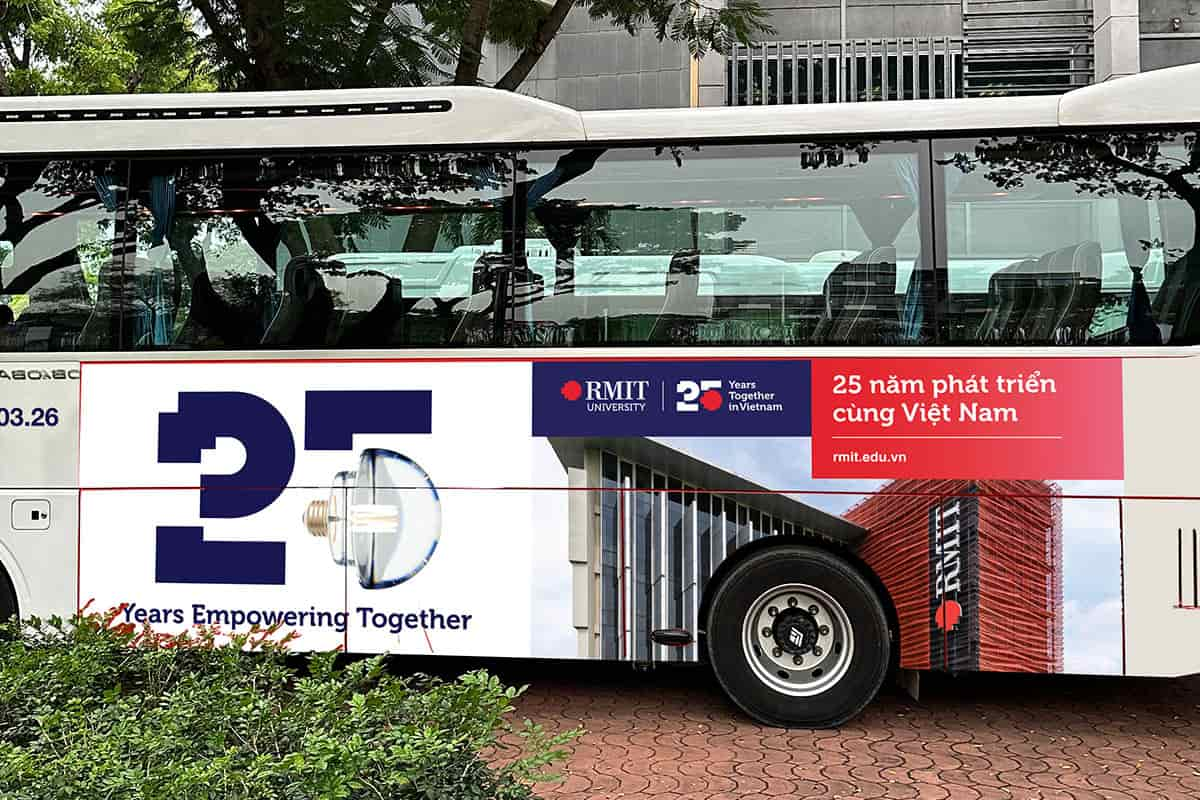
<box><xmin>697</xmin><ymin>535</ymin><xmax>900</xmax><ymax>671</ymax></box>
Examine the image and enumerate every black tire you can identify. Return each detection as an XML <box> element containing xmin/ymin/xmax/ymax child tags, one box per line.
<box><xmin>706</xmin><ymin>544</ymin><xmax>890</xmax><ymax>728</ymax></box>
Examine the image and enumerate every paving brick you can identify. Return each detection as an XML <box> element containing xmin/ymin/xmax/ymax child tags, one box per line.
<box><xmin>473</xmin><ymin>659</ymin><xmax>1200</xmax><ymax>799</ymax></box>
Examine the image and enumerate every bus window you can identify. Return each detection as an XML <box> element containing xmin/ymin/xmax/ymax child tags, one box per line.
<box><xmin>0</xmin><ymin>160</ymin><xmax>123</xmax><ymax>352</ymax></box>
<box><xmin>118</xmin><ymin>151</ymin><xmax>511</xmax><ymax>350</ymax></box>
<box><xmin>515</xmin><ymin>141</ymin><xmax>932</xmax><ymax>347</ymax></box>
<box><xmin>936</xmin><ymin>129</ymin><xmax>1199</xmax><ymax>345</ymax></box>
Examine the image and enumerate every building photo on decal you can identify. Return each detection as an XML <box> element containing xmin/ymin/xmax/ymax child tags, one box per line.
<box><xmin>543</xmin><ymin>434</ymin><xmax>1123</xmax><ymax>677</ymax></box>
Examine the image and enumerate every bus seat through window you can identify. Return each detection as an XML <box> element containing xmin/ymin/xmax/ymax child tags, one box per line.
<box><xmin>816</xmin><ymin>246</ymin><xmax>899</xmax><ymax>344</ymax></box>
<box><xmin>172</xmin><ymin>270</ymin><xmax>270</xmax><ymax>349</ymax></box>
<box><xmin>977</xmin><ymin>259</ymin><xmax>1033</xmax><ymax>343</ymax></box>
<box><xmin>260</xmin><ymin>256</ymin><xmax>336</xmax><ymax>348</ymax></box>
<box><xmin>334</xmin><ymin>270</ymin><xmax>408</xmax><ymax>348</ymax></box>
<box><xmin>649</xmin><ymin>250</ymin><xmax>709</xmax><ymax>344</ymax></box>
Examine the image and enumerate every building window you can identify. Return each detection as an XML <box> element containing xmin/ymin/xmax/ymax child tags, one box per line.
<box><xmin>682</xmin><ymin>489</ymin><xmax>696</xmax><ymax>660</ymax></box>
<box><xmin>667</xmin><ymin>479</ymin><xmax>684</xmax><ymax>632</ymax></box>
<box><xmin>711</xmin><ymin>496</ymin><xmax>725</xmax><ymax>575</ymax></box>
<box><xmin>727</xmin><ymin>38</ymin><xmax>963</xmax><ymax>105</ymax></box>
<box><xmin>600</xmin><ymin>453</ymin><xmax>620</xmax><ymax>659</ymax></box>
<box><xmin>698</xmin><ymin>494</ymin><xmax>712</xmax><ymax>599</ymax></box>
<box><xmin>652</xmin><ymin>472</ymin><xmax>667</xmax><ymax>651</ymax></box>
<box><xmin>725</xmin><ymin>501</ymin><xmax>739</xmax><ymax>555</ymax></box>
<box><xmin>634</xmin><ymin>465</ymin><xmax>654</xmax><ymax>662</ymax></box>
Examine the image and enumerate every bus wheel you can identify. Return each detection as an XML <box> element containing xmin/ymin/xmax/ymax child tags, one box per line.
<box><xmin>706</xmin><ymin>545</ymin><xmax>890</xmax><ymax>728</ymax></box>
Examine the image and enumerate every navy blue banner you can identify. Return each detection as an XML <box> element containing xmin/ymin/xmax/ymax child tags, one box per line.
<box><xmin>533</xmin><ymin>360</ymin><xmax>811</xmax><ymax>437</ymax></box>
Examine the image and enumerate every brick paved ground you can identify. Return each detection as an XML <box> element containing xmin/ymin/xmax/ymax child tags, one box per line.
<box><xmin>477</xmin><ymin>659</ymin><xmax>1200</xmax><ymax>799</ymax></box>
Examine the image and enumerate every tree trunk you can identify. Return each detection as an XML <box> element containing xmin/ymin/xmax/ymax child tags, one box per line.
<box><xmin>454</xmin><ymin>0</ymin><xmax>493</xmax><ymax>85</ymax></box>
<box><xmin>493</xmin><ymin>0</ymin><xmax>574</xmax><ymax>91</ymax></box>
<box><xmin>238</xmin><ymin>0</ymin><xmax>296</xmax><ymax>90</ymax></box>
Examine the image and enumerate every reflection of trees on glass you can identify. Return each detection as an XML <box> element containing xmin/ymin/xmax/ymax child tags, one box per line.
<box><xmin>943</xmin><ymin>131</ymin><xmax>1200</xmax><ymax>344</ymax></box>
<box><xmin>0</xmin><ymin>161</ymin><xmax>109</xmax><ymax>295</ymax></box>
<box><xmin>0</xmin><ymin>160</ymin><xmax>116</xmax><ymax>350</ymax></box>
<box><xmin>505</xmin><ymin>141</ymin><xmax>930</xmax><ymax>347</ymax></box>
<box><xmin>155</xmin><ymin>151</ymin><xmax>513</xmax><ymax>348</ymax></box>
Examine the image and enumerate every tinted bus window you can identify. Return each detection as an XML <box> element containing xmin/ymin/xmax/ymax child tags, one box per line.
<box><xmin>516</xmin><ymin>141</ymin><xmax>933</xmax><ymax>346</ymax></box>
<box><xmin>0</xmin><ymin>160</ymin><xmax>123</xmax><ymax>352</ymax></box>
<box><xmin>105</xmin><ymin>152</ymin><xmax>510</xmax><ymax>350</ymax></box>
<box><xmin>936</xmin><ymin>129</ymin><xmax>1199</xmax><ymax>345</ymax></box>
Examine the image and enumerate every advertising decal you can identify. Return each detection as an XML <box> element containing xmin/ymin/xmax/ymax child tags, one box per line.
<box><xmin>77</xmin><ymin>356</ymin><xmax>1125</xmax><ymax>675</ymax></box>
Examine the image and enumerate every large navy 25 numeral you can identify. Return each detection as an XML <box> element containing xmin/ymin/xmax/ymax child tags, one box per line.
<box><xmin>304</xmin><ymin>390</ymin><xmax>433</xmax><ymax>449</ymax></box>
<box><xmin>155</xmin><ymin>392</ymin><xmax>295</xmax><ymax>585</ymax></box>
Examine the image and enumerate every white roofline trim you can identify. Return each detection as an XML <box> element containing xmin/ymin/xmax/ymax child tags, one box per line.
<box><xmin>0</xmin><ymin>63</ymin><xmax>1193</xmax><ymax>155</ymax></box>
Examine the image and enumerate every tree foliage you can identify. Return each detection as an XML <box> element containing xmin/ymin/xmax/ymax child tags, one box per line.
<box><xmin>0</xmin><ymin>0</ymin><xmax>211</xmax><ymax>95</ymax></box>
<box><xmin>0</xmin><ymin>0</ymin><xmax>773</xmax><ymax>95</ymax></box>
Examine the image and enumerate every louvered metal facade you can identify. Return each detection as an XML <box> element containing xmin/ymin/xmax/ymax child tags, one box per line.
<box><xmin>727</xmin><ymin>38</ymin><xmax>965</xmax><ymax>105</ymax></box>
<box><xmin>962</xmin><ymin>0</ymin><xmax>1095</xmax><ymax>96</ymax></box>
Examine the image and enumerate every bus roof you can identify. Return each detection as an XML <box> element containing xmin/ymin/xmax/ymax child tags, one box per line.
<box><xmin>0</xmin><ymin>62</ymin><xmax>1195</xmax><ymax>155</ymax></box>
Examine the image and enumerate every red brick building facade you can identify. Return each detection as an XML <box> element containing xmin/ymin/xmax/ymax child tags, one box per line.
<box><xmin>846</xmin><ymin>479</ymin><xmax>1064</xmax><ymax>673</ymax></box>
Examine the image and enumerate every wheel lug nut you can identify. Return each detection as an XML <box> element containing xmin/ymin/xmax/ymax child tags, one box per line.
<box><xmin>761</xmin><ymin>627</ymin><xmax>772</xmax><ymax>638</ymax></box>
<box><xmin>813</xmin><ymin>646</ymin><xmax>823</xmax><ymax>657</ymax></box>
<box><xmin>808</xmin><ymin>605</ymin><xmax>819</xmax><ymax>615</ymax></box>
<box><xmin>767</xmin><ymin>606</ymin><xmax>778</xmax><ymax>617</ymax></box>
<box><xmin>792</xmin><ymin>656</ymin><xmax>803</xmax><ymax>666</ymax></box>
<box><xmin>819</xmin><ymin>625</ymin><xmax>830</xmax><ymax>636</ymax></box>
<box><xmin>787</xmin><ymin>597</ymin><xmax>798</xmax><ymax>607</ymax></box>
<box><xmin>772</xmin><ymin>647</ymin><xmax>782</xmax><ymax>657</ymax></box>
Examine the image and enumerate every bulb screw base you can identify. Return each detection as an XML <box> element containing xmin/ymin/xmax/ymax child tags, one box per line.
<box><xmin>304</xmin><ymin>500</ymin><xmax>329</xmax><ymax>537</ymax></box>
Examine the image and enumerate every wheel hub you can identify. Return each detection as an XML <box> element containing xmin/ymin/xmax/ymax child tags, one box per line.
<box><xmin>742</xmin><ymin>583</ymin><xmax>855</xmax><ymax>698</ymax></box>
<box><xmin>772</xmin><ymin>608</ymin><xmax>818</xmax><ymax>655</ymax></box>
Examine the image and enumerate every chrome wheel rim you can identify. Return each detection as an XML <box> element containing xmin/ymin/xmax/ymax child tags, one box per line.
<box><xmin>741</xmin><ymin>582</ymin><xmax>854</xmax><ymax>697</ymax></box>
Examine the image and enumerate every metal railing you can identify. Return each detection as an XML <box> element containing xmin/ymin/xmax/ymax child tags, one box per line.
<box><xmin>726</xmin><ymin>38</ymin><xmax>964</xmax><ymax>105</ymax></box>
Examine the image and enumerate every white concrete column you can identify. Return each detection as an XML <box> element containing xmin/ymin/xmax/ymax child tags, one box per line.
<box><xmin>1094</xmin><ymin>0</ymin><xmax>1142</xmax><ymax>81</ymax></box>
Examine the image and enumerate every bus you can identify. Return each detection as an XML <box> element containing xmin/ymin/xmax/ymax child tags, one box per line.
<box><xmin>1</xmin><ymin>63</ymin><xmax>1198</xmax><ymax>728</ymax></box>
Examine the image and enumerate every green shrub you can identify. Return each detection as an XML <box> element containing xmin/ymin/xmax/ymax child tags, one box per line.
<box><xmin>0</xmin><ymin>606</ymin><xmax>578</xmax><ymax>800</ymax></box>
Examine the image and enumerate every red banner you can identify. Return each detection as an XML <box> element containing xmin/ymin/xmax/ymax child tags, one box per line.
<box><xmin>811</xmin><ymin>358</ymin><xmax>1124</xmax><ymax>480</ymax></box>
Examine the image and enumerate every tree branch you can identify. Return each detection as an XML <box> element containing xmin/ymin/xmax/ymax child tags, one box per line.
<box><xmin>493</xmin><ymin>0</ymin><xmax>574</xmax><ymax>91</ymax></box>
<box><xmin>1085</xmin><ymin>139</ymin><xmax>1200</xmax><ymax>203</ymax></box>
<box><xmin>454</xmin><ymin>0</ymin><xmax>493</xmax><ymax>85</ymax></box>
<box><xmin>191</xmin><ymin>0</ymin><xmax>253</xmax><ymax>75</ymax></box>
<box><xmin>1</xmin><ymin>33</ymin><xmax>20</xmax><ymax>68</ymax></box>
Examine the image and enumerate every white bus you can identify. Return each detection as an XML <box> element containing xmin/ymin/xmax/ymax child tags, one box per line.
<box><xmin>1</xmin><ymin>64</ymin><xmax>1198</xmax><ymax>727</ymax></box>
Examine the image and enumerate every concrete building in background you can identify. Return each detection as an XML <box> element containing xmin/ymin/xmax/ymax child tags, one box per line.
<box><xmin>479</xmin><ymin>0</ymin><xmax>1200</xmax><ymax>110</ymax></box>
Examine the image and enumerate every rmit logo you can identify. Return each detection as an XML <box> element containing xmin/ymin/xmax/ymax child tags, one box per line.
<box><xmin>561</xmin><ymin>379</ymin><xmax>650</xmax><ymax>402</ymax></box>
<box><xmin>935</xmin><ymin>599</ymin><xmax>963</xmax><ymax>632</ymax></box>
<box><xmin>932</xmin><ymin>499</ymin><xmax>964</xmax><ymax>632</ymax></box>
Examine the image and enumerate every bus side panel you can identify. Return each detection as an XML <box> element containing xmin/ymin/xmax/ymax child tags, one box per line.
<box><xmin>69</xmin><ymin>353</ymin><xmax>1145</xmax><ymax>679</ymax></box>
<box><xmin>1121</xmin><ymin>357</ymin><xmax>1200</xmax><ymax>677</ymax></box>
<box><xmin>1121</xmin><ymin>500</ymin><xmax>1200</xmax><ymax>676</ymax></box>
<box><xmin>0</xmin><ymin>361</ymin><xmax>79</xmax><ymax>620</ymax></box>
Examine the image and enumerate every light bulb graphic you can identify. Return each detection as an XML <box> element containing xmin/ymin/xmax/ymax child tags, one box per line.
<box><xmin>305</xmin><ymin>448</ymin><xmax>441</xmax><ymax>589</ymax></box>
